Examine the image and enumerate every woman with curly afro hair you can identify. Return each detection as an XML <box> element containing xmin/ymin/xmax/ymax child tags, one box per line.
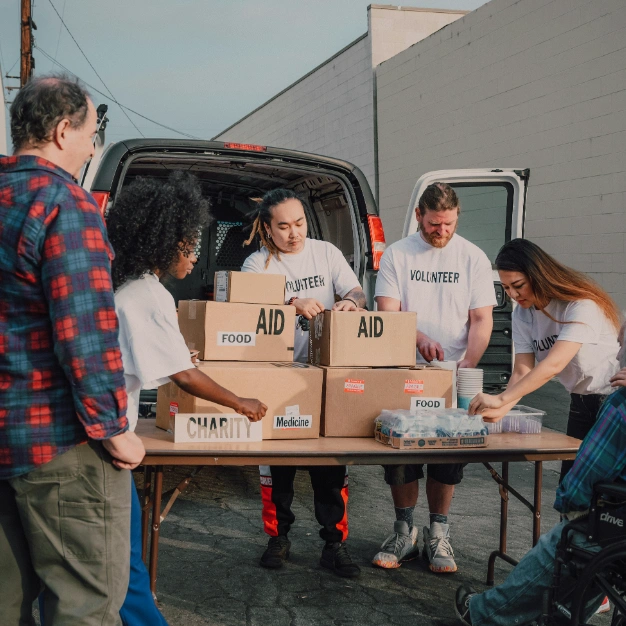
<box><xmin>106</xmin><ymin>171</ymin><xmax>267</xmax><ymax>626</ymax></box>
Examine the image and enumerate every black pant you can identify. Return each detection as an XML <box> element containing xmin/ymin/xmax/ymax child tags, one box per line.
<box><xmin>260</xmin><ymin>465</ymin><xmax>349</xmax><ymax>543</ymax></box>
<box><xmin>560</xmin><ymin>393</ymin><xmax>606</xmax><ymax>482</ymax></box>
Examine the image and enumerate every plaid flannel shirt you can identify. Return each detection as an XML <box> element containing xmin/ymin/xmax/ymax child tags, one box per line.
<box><xmin>554</xmin><ymin>387</ymin><xmax>626</xmax><ymax>515</ymax></box>
<box><xmin>0</xmin><ymin>155</ymin><xmax>128</xmax><ymax>479</ymax></box>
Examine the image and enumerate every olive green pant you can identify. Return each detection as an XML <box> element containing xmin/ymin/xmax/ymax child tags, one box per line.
<box><xmin>0</xmin><ymin>441</ymin><xmax>131</xmax><ymax>626</ymax></box>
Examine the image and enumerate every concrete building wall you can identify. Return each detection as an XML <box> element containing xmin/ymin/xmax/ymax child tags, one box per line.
<box><xmin>216</xmin><ymin>35</ymin><xmax>376</xmax><ymax>191</ymax></box>
<box><xmin>215</xmin><ymin>6</ymin><xmax>466</xmax><ymax>198</ymax></box>
<box><xmin>377</xmin><ymin>0</ymin><xmax>626</xmax><ymax>307</ymax></box>
<box><xmin>0</xmin><ymin>69</ymin><xmax>7</xmax><ymax>155</ymax></box>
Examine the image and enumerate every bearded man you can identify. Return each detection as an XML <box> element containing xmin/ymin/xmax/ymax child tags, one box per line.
<box><xmin>372</xmin><ymin>182</ymin><xmax>496</xmax><ymax>573</ymax></box>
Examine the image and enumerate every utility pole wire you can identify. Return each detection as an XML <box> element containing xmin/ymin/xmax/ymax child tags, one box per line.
<box><xmin>46</xmin><ymin>0</ymin><xmax>144</xmax><ymax>136</ymax></box>
<box><xmin>35</xmin><ymin>45</ymin><xmax>201</xmax><ymax>140</ymax></box>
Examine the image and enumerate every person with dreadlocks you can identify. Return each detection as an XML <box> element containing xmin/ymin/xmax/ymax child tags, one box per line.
<box><xmin>106</xmin><ymin>171</ymin><xmax>267</xmax><ymax>626</ymax></box>
<box><xmin>241</xmin><ymin>187</ymin><xmax>366</xmax><ymax>578</ymax></box>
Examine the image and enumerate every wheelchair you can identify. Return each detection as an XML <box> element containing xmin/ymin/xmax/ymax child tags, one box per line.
<box><xmin>540</xmin><ymin>482</ymin><xmax>626</xmax><ymax>625</ymax></box>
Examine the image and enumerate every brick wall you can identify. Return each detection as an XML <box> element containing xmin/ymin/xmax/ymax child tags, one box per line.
<box><xmin>377</xmin><ymin>0</ymin><xmax>626</xmax><ymax>306</ymax></box>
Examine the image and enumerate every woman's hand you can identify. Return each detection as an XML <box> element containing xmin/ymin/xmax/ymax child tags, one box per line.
<box><xmin>332</xmin><ymin>299</ymin><xmax>358</xmax><ymax>312</ymax></box>
<box><xmin>293</xmin><ymin>298</ymin><xmax>325</xmax><ymax>320</ymax></box>
<box><xmin>468</xmin><ymin>392</ymin><xmax>506</xmax><ymax>416</ymax></box>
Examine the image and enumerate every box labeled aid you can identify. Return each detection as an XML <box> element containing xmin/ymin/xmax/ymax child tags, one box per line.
<box><xmin>310</xmin><ymin>311</ymin><xmax>417</xmax><ymax>367</ymax></box>
<box><xmin>214</xmin><ymin>271</ymin><xmax>285</xmax><ymax>305</ymax></box>
<box><xmin>178</xmin><ymin>300</ymin><xmax>295</xmax><ymax>361</ymax></box>
<box><xmin>156</xmin><ymin>361</ymin><xmax>323</xmax><ymax>440</ymax></box>
<box><xmin>321</xmin><ymin>365</ymin><xmax>453</xmax><ymax>437</ymax></box>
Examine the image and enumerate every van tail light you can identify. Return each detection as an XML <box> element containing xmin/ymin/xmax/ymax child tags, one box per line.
<box><xmin>367</xmin><ymin>215</ymin><xmax>386</xmax><ymax>270</ymax></box>
<box><xmin>91</xmin><ymin>191</ymin><xmax>110</xmax><ymax>217</ymax></box>
<box><xmin>223</xmin><ymin>142</ymin><xmax>267</xmax><ymax>152</ymax></box>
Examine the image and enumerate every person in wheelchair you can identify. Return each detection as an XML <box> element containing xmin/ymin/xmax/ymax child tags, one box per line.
<box><xmin>455</xmin><ymin>386</ymin><xmax>626</xmax><ymax>626</ymax></box>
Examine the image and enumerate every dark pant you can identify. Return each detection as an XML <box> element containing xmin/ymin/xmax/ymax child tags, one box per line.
<box><xmin>260</xmin><ymin>465</ymin><xmax>349</xmax><ymax>543</ymax></box>
<box><xmin>0</xmin><ymin>441</ymin><xmax>130</xmax><ymax>626</ymax></box>
<box><xmin>383</xmin><ymin>462</ymin><xmax>465</xmax><ymax>486</ymax></box>
<box><xmin>560</xmin><ymin>393</ymin><xmax>606</xmax><ymax>482</ymax></box>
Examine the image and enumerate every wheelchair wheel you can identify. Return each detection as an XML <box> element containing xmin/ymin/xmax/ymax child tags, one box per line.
<box><xmin>568</xmin><ymin>540</ymin><xmax>626</xmax><ymax>625</ymax></box>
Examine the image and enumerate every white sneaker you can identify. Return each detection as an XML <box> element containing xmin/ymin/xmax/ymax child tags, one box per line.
<box><xmin>422</xmin><ymin>522</ymin><xmax>457</xmax><ymax>573</ymax></box>
<box><xmin>372</xmin><ymin>520</ymin><xmax>419</xmax><ymax>569</ymax></box>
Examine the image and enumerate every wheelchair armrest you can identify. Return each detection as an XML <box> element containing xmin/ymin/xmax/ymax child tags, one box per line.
<box><xmin>594</xmin><ymin>480</ymin><xmax>626</xmax><ymax>499</ymax></box>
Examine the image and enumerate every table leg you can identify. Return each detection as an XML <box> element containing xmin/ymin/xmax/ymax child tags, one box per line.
<box><xmin>142</xmin><ymin>466</ymin><xmax>153</xmax><ymax>564</ymax></box>
<box><xmin>533</xmin><ymin>461</ymin><xmax>542</xmax><ymax>545</ymax></box>
<box><xmin>487</xmin><ymin>461</ymin><xmax>510</xmax><ymax>585</ymax></box>
<box><xmin>149</xmin><ymin>465</ymin><xmax>163</xmax><ymax>595</ymax></box>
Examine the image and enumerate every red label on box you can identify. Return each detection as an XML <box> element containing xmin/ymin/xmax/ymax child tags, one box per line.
<box><xmin>344</xmin><ymin>379</ymin><xmax>365</xmax><ymax>393</ymax></box>
<box><xmin>169</xmin><ymin>402</ymin><xmax>179</xmax><ymax>417</ymax></box>
<box><xmin>404</xmin><ymin>379</ymin><xmax>424</xmax><ymax>394</ymax></box>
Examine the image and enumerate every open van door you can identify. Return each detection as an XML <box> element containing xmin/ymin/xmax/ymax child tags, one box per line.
<box><xmin>403</xmin><ymin>168</ymin><xmax>530</xmax><ymax>391</ymax></box>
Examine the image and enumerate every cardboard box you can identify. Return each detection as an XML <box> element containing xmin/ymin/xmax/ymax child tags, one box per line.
<box><xmin>214</xmin><ymin>271</ymin><xmax>285</xmax><ymax>305</ymax></box>
<box><xmin>173</xmin><ymin>413</ymin><xmax>263</xmax><ymax>443</ymax></box>
<box><xmin>156</xmin><ymin>361</ymin><xmax>323</xmax><ymax>440</ymax></box>
<box><xmin>178</xmin><ymin>301</ymin><xmax>295</xmax><ymax>362</ymax></box>
<box><xmin>374</xmin><ymin>427</ymin><xmax>488</xmax><ymax>449</ymax></box>
<box><xmin>321</xmin><ymin>365</ymin><xmax>454</xmax><ymax>437</ymax></box>
<box><xmin>311</xmin><ymin>311</ymin><xmax>417</xmax><ymax>367</ymax></box>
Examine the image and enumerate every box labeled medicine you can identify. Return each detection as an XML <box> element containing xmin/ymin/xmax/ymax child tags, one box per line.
<box><xmin>156</xmin><ymin>361</ymin><xmax>323</xmax><ymax>440</ymax></box>
<box><xmin>321</xmin><ymin>365</ymin><xmax>453</xmax><ymax>437</ymax></box>
<box><xmin>214</xmin><ymin>271</ymin><xmax>285</xmax><ymax>305</ymax></box>
<box><xmin>311</xmin><ymin>310</ymin><xmax>417</xmax><ymax>367</ymax></box>
<box><xmin>178</xmin><ymin>300</ymin><xmax>295</xmax><ymax>361</ymax></box>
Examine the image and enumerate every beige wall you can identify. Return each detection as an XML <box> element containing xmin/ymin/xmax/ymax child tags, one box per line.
<box><xmin>369</xmin><ymin>5</ymin><xmax>467</xmax><ymax>68</ymax></box>
<box><xmin>377</xmin><ymin>0</ymin><xmax>626</xmax><ymax>307</ymax></box>
<box><xmin>0</xmin><ymin>70</ymin><xmax>7</xmax><ymax>155</ymax></box>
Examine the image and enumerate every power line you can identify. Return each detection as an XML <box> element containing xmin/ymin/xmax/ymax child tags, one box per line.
<box><xmin>35</xmin><ymin>46</ymin><xmax>201</xmax><ymax>140</ymax></box>
<box><xmin>53</xmin><ymin>0</ymin><xmax>66</xmax><ymax>61</ymax></box>
<box><xmin>46</xmin><ymin>0</ymin><xmax>144</xmax><ymax>137</ymax></box>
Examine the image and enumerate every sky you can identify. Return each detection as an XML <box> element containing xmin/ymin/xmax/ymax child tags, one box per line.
<box><xmin>1</xmin><ymin>0</ymin><xmax>486</xmax><ymax>149</ymax></box>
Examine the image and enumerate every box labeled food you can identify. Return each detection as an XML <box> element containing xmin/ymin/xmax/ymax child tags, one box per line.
<box><xmin>156</xmin><ymin>361</ymin><xmax>323</xmax><ymax>440</ymax></box>
<box><xmin>321</xmin><ymin>365</ymin><xmax>453</xmax><ymax>437</ymax></box>
<box><xmin>311</xmin><ymin>310</ymin><xmax>417</xmax><ymax>367</ymax></box>
<box><xmin>178</xmin><ymin>300</ymin><xmax>295</xmax><ymax>361</ymax></box>
<box><xmin>173</xmin><ymin>413</ymin><xmax>263</xmax><ymax>443</ymax></box>
<box><xmin>214</xmin><ymin>271</ymin><xmax>285</xmax><ymax>305</ymax></box>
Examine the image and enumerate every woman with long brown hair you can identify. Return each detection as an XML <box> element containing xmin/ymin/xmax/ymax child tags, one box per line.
<box><xmin>469</xmin><ymin>238</ymin><xmax>621</xmax><ymax>480</ymax></box>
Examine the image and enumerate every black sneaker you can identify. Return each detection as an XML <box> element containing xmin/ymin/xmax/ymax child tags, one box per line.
<box><xmin>320</xmin><ymin>542</ymin><xmax>361</xmax><ymax>578</ymax></box>
<box><xmin>260</xmin><ymin>535</ymin><xmax>291</xmax><ymax>569</ymax></box>
<box><xmin>455</xmin><ymin>584</ymin><xmax>477</xmax><ymax>626</ymax></box>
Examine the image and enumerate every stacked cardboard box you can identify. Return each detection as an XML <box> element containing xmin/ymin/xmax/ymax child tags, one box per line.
<box><xmin>310</xmin><ymin>310</ymin><xmax>455</xmax><ymax>437</ymax></box>
<box><xmin>156</xmin><ymin>271</ymin><xmax>324</xmax><ymax>441</ymax></box>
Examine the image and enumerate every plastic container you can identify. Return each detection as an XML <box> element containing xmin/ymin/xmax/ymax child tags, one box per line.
<box><xmin>501</xmin><ymin>405</ymin><xmax>546</xmax><ymax>434</ymax></box>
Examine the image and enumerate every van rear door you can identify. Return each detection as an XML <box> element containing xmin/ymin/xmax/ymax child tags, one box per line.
<box><xmin>403</xmin><ymin>169</ymin><xmax>529</xmax><ymax>391</ymax></box>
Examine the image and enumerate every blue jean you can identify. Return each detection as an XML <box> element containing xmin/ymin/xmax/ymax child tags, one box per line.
<box><xmin>120</xmin><ymin>475</ymin><xmax>169</xmax><ymax>626</ymax></box>
<box><xmin>469</xmin><ymin>520</ymin><xmax>603</xmax><ymax>626</ymax></box>
<box><xmin>39</xmin><ymin>474</ymin><xmax>167</xmax><ymax>626</ymax></box>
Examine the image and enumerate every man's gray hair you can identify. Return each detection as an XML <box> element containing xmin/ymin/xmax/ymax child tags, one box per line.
<box><xmin>10</xmin><ymin>74</ymin><xmax>90</xmax><ymax>151</ymax></box>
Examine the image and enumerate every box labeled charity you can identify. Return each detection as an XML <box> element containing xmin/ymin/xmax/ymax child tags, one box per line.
<box><xmin>374</xmin><ymin>408</ymin><xmax>488</xmax><ymax>449</ymax></box>
<box><xmin>173</xmin><ymin>413</ymin><xmax>263</xmax><ymax>443</ymax></box>
<box><xmin>310</xmin><ymin>310</ymin><xmax>417</xmax><ymax>367</ymax></box>
<box><xmin>214</xmin><ymin>271</ymin><xmax>285</xmax><ymax>305</ymax></box>
<box><xmin>156</xmin><ymin>361</ymin><xmax>322</xmax><ymax>440</ymax></box>
<box><xmin>321</xmin><ymin>365</ymin><xmax>453</xmax><ymax>437</ymax></box>
<box><xmin>178</xmin><ymin>300</ymin><xmax>295</xmax><ymax>361</ymax></box>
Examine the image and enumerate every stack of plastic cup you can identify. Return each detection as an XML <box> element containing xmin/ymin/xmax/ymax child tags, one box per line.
<box><xmin>457</xmin><ymin>368</ymin><xmax>483</xmax><ymax>410</ymax></box>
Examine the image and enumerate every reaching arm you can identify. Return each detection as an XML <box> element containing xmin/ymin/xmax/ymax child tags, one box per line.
<box><xmin>469</xmin><ymin>340</ymin><xmax>581</xmax><ymax>417</ymax></box>
<box><xmin>458</xmin><ymin>306</ymin><xmax>494</xmax><ymax>369</ymax></box>
<box><xmin>333</xmin><ymin>286</ymin><xmax>367</xmax><ymax>311</ymax></box>
<box><xmin>170</xmin><ymin>367</ymin><xmax>267</xmax><ymax>421</ymax></box>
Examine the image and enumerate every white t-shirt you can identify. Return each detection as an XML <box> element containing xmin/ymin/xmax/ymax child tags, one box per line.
<box><xmin>375</xmin><ymin>232</ymin><xmax>497</xmax><ymax>363</ymax></box>
<box><xmin>512</xmin><ymin>299</ymin><xmax>619</xmax><ymax>395</ymax></box>
<box><xmin>241</xmin><ymin>239</ymin><xmax>360</xmax><ymax>363</ymax></box>
<box><xmin>115</xmin><ymin>273</ymin><xmax>194</xmax><ymax>430</ymax></box>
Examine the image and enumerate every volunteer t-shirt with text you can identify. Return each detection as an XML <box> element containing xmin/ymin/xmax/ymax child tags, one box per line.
<box><xmin>512</xmin><ymin>299</ymin><xmax>619</xmax><ymax>395</ymax></box>
<box><xmin>241</xmin><ymin>239</ymin><xmax>360</xmax><ymax>363</ymax></box>
<box><xmin>375</xmin><ymin>232</ymin><xmax>497</xmax><ymax>362</ymax></box>
<box><xmin>115</xmin><ymin>273</ymin><xmax>195</xmax><ymax>430</ymax></box>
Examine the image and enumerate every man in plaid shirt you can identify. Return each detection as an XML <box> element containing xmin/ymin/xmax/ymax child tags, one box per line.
<box><xmin>455</xmin><ymin>387</ymin><xmax>626</xmax><ymax>625</ymax></box>
<box><xmin>0</xmin><ymin>75</ymin><xmax>144</xmax><ymax>625</ymax></box>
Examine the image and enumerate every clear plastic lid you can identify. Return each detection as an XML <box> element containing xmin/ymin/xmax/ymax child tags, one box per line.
<box><xmin>505</xmin><ymin>405</ymin><xmax>546</xmax><ymax>417</ymax></box>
